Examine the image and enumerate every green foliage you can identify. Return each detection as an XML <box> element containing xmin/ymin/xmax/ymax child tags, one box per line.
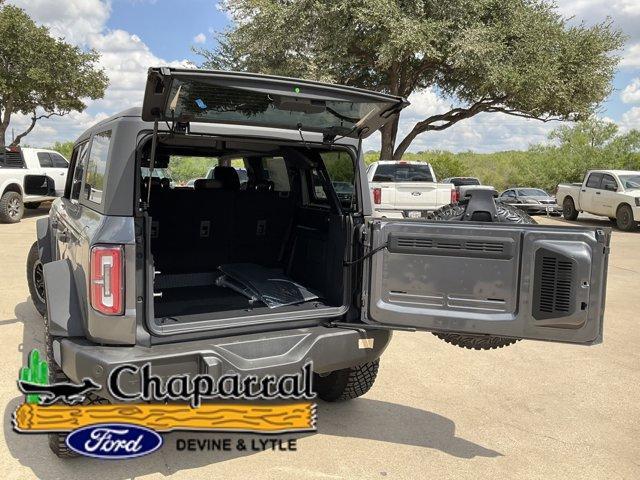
<box><xmin>49</xmin><ymin>141</ymin><xmax>74</xmax><ymax>160</ymax></box>
<box><xmin>204</xmin><ymin>0</ymin><xmax>623</xmax><ymax>158</ymax></box>
<box><xmin>167</xmin><ymin>156</ymin><xmax>218</xmax><ymax>183</ymax></box>
<box><xmin>0</xmin><ymin>3</ymin><xmax>108</xmax><ymax>146</ymax></box>
<box><xmin>19</xmin><ymin>349</ymin><xmax>48</xmax><ymax>404</ymax></box>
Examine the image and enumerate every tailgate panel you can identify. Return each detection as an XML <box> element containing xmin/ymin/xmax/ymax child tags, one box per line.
<box><xmin>363</xmin><ymin>220</ymin><xmax>609</xmax><ymax>344</ymax></box>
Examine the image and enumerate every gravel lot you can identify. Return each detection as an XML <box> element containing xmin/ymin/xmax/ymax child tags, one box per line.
<box><xmin>0</xmin><ymin>208</ymin><xmax>638</xmax><ymax>480</ymax></box>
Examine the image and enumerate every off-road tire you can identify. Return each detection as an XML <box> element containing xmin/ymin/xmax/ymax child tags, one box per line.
<box><xmin>44</xmin><ymin>315</ymin><xmax>108</xmax><ymax>458</ymax></box>
<box><xmin>616</xmin><ymin>204</ymin><xmax>637</xmax><ymax>232</ymax></box>
<box><xmin>27</xmin><ymin>242</ymin><xmax>47</xmax><ymax>317</ymax></box>
<box><xmin>314</xmin><ymin>360</ymin><xmax>379</xmax><ymax>402</ymax></box>
<box><xmin>0</xmin><ymin>191</ymin><xmax>23</xmax><ymax>223</ymax></box>
<box><xmin>562</xmin><ymin>197</ymin><xmax>579</xmax><ymax>221</ymax></box>
<box><xmin>24</xmin><ymin>202</ymin><xmax>41</xmax><ymax>210</ymax></box>
<box><xmin>428</xmin><ymin>199</ymin><xmax>532</xmax><ymax>350</ymax></box>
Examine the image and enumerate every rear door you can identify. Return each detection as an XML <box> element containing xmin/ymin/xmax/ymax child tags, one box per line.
<box><xmin>142</xmin><ymin>67</ymin><xmax>408</xmax><ymax>139</ymax></box>
<box><xmin>362</xmin><ymin>220</ymin><xmax>610</xmax><ymax>344</ymax></box>
<box><xmin>581</xmin><ymin>172</ymin><xmax>603</xmax><ymax>214</ymax></box>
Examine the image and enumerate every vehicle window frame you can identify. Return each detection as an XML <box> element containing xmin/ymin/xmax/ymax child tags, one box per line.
<box><xmin>83</xmin><ymin>129</ymin><xmax>112</xmax><ymax>205</ymax></box>
<box><xmin>65</xmin><ymin>141</ymin><xmax>90</xmax><ymax>202</ymax></box>
<box><xmin>502</xmin><ymin>190</ymin><xmax>516</xmax><ymax>198</ymax></box>
<box><xmin>586</xmin><ymin>173</ymin><xmax>603</xmax><ymax>189</ymax></box>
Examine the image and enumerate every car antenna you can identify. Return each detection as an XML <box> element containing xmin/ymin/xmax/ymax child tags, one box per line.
<box><xmin>146</xmin><ymin>115</ymin><xmax>160</xmax><ymax>206</ymax></box>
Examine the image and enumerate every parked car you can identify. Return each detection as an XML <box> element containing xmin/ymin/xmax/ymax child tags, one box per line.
<box><xmin>332</xmin><ymin>180</ymin><xmax>354</xmax><ymax>206</ymax></box>
<box><xmin>367</xmin><ymin>161</ymin><xmax>455</xmax><ymax>218</ymax></box>
<box><xmin>443</xmin><ymin>176</ymin><xmax>495</xmax><ymax>201</ymax></box>
<box><xmin>28</xmin><ymin>67</ymin><xmax>610</xmax><ymax>458</ymax></box>
<box><xmin>0</xmin><ymin>146</ymin><xmax>69</xmax><ymax>223</ymax></box>
<box><xmin>557</xmin><ymin>170</ymin><xmax>640</xmax><ymax>231</ymax></box>
<box><xmin>498</xmin><ymin>188</ymin><xmax>562</xmax><ymax>215</ymax></box>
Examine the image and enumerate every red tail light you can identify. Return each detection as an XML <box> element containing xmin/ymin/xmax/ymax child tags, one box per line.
<box><xmin>90</xmin><ymin>245</ymin><xmax>124</xmax><ymax>315</ymax></box>
<box><xmin>373</xmin><ymin>187</ymin><xmax>382</xmax><ymax>205</ymax></box>
<box><xmin>451</xmin><ymin>188</ymin><xmax>460</xmax><ymax>204</ymax></box>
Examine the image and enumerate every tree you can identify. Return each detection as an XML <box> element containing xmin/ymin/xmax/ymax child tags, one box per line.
<box><xmin>201</xmin><ymin>0</ymin><xmax>623</xmax><ymax>160</ymax></box>
<box><xmin>48</xmin><ymin>141</ymin><xmax>74</xmax><ymax>160</ymax></box>
<box><xmin>0</xmin><ymin>3</ymin><xmax>108</xmax><ymax>148</ymax></box>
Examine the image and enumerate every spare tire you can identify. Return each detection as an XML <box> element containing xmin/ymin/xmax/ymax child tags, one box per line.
<box><xmin>429</xmin><ymin>199</ymin><xmax>535</xmax><ymax>350</ymax></box>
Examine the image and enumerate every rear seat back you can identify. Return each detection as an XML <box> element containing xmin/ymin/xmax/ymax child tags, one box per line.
<box><xmin>231</xmin><ymin>190</ymin><xmax>294</xmax><ymax>265</ymax></box>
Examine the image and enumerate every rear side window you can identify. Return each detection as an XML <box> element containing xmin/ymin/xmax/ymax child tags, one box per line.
<box><xmin>51</xmin><ymin>153</ymin><xmax>69</xmax><ymax>168</ymax></box>
<box><xmin>373</xmin><ymin>163</ymin><xmax>434</xmax><ymax>182</ymax></box>
<box><xmin>586</xmin><ymin>173</ymin><xmax>603</xmax><ymax>188</ymax></box>
<box><xmin>85</xmin><ymin>130</ymin><xmax>111</xmax><ymax>204</ymax></box>
<box><xmin>601</xmin><ymin>174</ymin><xmax>618</xmax><ymax>191</ymax></box>
<box><xmin>37</xmin><ymin>152</ymin><xmax>53</xmax><ymax>168</ymax></box>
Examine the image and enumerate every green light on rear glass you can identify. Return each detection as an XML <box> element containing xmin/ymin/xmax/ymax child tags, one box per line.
<box><xmin>294</xmin><ymin>87</ymin><xmax>301</xmax><ymax>93</ymax></box>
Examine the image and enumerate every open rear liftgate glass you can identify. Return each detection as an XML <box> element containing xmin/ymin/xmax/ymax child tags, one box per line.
<box><xmin>362</xmin><ymin>220</ymin><xmax>610</xmax><ymax>344</ymax></box>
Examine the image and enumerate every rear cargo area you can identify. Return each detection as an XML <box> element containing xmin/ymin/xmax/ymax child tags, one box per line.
<box><xmin>142</xmin><ymin>146</ymin><xmax>351</xmax><ymax>331</ymax></box>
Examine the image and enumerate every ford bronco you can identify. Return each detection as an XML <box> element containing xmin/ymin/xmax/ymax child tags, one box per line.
<box><xmin>27</xmin><ymin>68</ymin><xmax>610</xmax><ymax>457</ymax></box>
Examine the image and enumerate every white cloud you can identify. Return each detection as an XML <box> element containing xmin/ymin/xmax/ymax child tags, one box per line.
<box><xmin>193</xmin><ymin>33</ymin><xmax>206</xmax><ymax>44</ymax></box>
<box><xmin>621</xmin><ymin>44</ymin><xmax>640</xmax><ymax>68</ymax></box>
<box><xmin>619</xmin><ymin>106</ymin><xmax>640</xmax><ymax>131</ymax></box>
<box><xmin>621</xmin><ymin>78</ymin><xmax>640</xmax><ymax>103</ymax></box>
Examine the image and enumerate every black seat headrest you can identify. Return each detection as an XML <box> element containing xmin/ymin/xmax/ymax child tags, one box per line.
<box><xmin>214</xmin><ymin>166</ymin><xmax>240</xmax><ymax>191</ymax></box>
<box><xmin>194</xmin><ymin>178</ymin><xmax>223</xmax><ymax>190</ymax></box>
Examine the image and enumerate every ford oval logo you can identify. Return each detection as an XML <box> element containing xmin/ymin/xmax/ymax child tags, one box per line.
<box><xmin>66</xmin><ymin>423</ymin><xmax>163</xmax><ymax>459</ymax></box>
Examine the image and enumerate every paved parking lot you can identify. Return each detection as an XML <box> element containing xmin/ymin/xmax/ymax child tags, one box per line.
<box><xmin>0</xmin><ymin>208</ymin><xmax>638</xmax><ymax>480</ymax></box>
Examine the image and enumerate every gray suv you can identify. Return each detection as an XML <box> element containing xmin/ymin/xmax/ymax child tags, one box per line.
<box><xmin>27</xmin><ymin>68</ymin><xmax>610</xmax><ymax>456</ymax></box>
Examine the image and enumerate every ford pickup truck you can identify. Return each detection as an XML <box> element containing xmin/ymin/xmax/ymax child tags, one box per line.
<box><xmin>367</xmin><ymin>161</ymin><xmax>454</xmax><ymax>218</ymax></box>
<box><xmin>556</xmin><ymin>170</ymin><xmax>640</xmax><ymax>231</ymax></box>
<box><xmin>0</xmin><ymin>147</ymin><xmax>69</xmax><ymax>223</ymax></box>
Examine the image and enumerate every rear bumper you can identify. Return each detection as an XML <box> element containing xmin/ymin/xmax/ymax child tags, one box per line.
<box><xmin>57</xmin><ymin>326</ymin><xmax>392</xmax><ymax>401</ymax></box>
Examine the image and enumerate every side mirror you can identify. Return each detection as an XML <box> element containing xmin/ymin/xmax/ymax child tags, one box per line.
<box><xmin>23</xmin><ymin>175</ymin><xmax>56</xmax><ymax>197</ymax></box>
<box><xmin>604</xmin><ymin>184</ymin><xmax>617</xmax><ymax>192</ymax></box>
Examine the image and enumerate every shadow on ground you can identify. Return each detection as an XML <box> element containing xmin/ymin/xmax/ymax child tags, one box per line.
<box><xmin>3</xmin><ymin>298</ymin><xmax>500</xmax><ymax>479</ymax></box>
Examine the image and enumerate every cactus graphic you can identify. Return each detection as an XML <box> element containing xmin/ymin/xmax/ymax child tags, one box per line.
<box><xmin>19</xmin><ymin>349</ymin><xmax>49</xmax><ymax>404</ymax></box>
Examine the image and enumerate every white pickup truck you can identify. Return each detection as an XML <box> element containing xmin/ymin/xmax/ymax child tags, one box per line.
<box><xmin>367</xmin><ymin>161</ymin><xmax>455</xmax><ymax>218</ymax></box>
<box><xmin>556</xmin><ymin>169</ymin><xmax>640</xmax><ymax>231</ymax></box>
<box><xmin>0</xmin><ymin>147</ymin><xmax>69</xmax><ymax>223</ymax></box>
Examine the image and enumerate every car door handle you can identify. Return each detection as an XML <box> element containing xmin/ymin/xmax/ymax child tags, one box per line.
<box><xmin>595</xmin><ymin>191</ymin><xmax>601</xmax><ymax>195</ymax></box>
<box><xmin>58</xmin><ymin>229</ymin><xmax>69</xmax><ymax>243</ymax></box>
<box><xmin>581</xmin><ymin>189</ymin><xmax>586</xmax><ymax>192</ymax></box>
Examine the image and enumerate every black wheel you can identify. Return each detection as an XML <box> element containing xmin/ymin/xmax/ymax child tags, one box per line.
<box><xmin>562</xmin><ymin>197</ymin><xmax>579</xmax><ymax>221</ymax></box>
<box><xmin>27</xmin><ymin>242</ymin><xmax>47</xmax><ymax>316</ymax></box>
<box><xmin>314</xmin><ymin>360</ymin><xmax>379</xmax><ymax>402</ymax></box>
<box><xmin>44</xmin><ymin>315</ymin><xmax>108</xmax><ymax>457</ymax></box>
<box><xmin>428</xmin><ymin>199</ymin><xmax>532</xmax><ymax>350</ymax></box>
<box><xmin>0</xmin><ymin>191</ymin><xmax>23</xmax><ymax>223</ymax></box>
<box><xmin>24</xmin><ymin>202</ymin><xmax>41</xmax><ymax>210</ymax></box>
<box><xmin>616</xmin><ymin>204</ymin><xmax>637</xmax><ymax>231</ymax></box>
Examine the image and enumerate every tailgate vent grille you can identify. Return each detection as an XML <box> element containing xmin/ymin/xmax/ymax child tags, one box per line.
<box><xmin>533</xmin><ymin>251</ymin><xmax>575</xmax><ymax>319</ymax></box>
<box><xmin>393</xmin><ymin>236</ymin><xmax>505</xmax><ymax>254</ymax></box>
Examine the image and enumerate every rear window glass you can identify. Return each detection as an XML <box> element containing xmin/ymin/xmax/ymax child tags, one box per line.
<box><xmin>373</xmin><ymin>163</ymin><xmax>434</xmax><ymax>182</ymax></box>
<box><xmin>167</xmin><ymin>79</ymin><xmax>390</xmax><ymax>136</ymax></box>
<box><xmin>85</xmin><ymin>130</ymin><xmax>111</xmax><ymax>204</ymax></box>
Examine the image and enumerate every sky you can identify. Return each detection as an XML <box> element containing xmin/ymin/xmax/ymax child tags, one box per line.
<box><xmin>6</xmin><ymin>0</ymin><xmax>640</xmax><ymax>154</ymax></box>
